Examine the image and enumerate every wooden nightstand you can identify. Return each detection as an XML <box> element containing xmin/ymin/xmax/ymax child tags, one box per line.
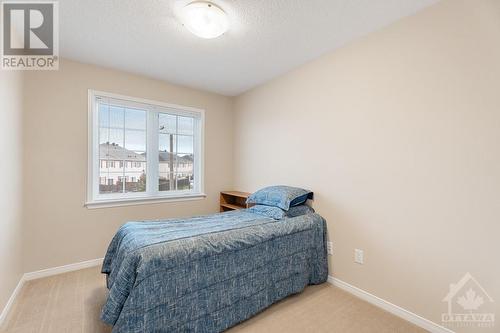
<box><xmin>220</xmin><ymin>191</ymin><xmax>252</xmax><ymax>212</ymax></box>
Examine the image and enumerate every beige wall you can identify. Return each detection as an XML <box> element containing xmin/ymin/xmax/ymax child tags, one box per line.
<box><xmin>233</xmin><ymin>0</ymin><xmax>500</xmax><ymax>330</ymax></box>
<box><xmin>22</xmin><ymin>59</ymin><xmax>233</xmax><ymax>272</ymax></box>
<box><xmin>0</xmin><ymin>71</ymin><xmax>24</xmax><ymax>311</ymax></box>
<box><xmin>6</xmin><ymin>0</ymin><xmax>500</xmax><ymax>330</ymax></box>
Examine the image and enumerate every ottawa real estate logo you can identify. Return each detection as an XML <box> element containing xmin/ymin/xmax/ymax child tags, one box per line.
<box><xmin>442</xmin><ymin>272</ymin><xmax>495</xmax><ymax>329</ymax></box>
<box><xmin>1</xmin><ymin>1</ymin><xmax>59</xmax><ymax>70</ymax></box>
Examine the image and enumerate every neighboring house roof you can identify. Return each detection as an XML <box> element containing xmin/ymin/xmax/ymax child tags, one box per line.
<box><xmin>158</xmin><ymin>151</ymin><xmax>193</xmax><ymax>164</ymax></box>
<box><xmin>100</xmin><ymin>143</ymin><xmax>145</xmax><ymax>161</ymax></box>
<box><xmin>99</xmin><ymin>143</ymin><xmax>193</xmax><ymax>163</ymax></box>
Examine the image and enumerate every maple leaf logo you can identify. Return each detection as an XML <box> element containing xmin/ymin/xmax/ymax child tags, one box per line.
<box><xmin>457</xmin><ymin>288</ymin><xmax>484</xmax><ymax>311</ymax></box>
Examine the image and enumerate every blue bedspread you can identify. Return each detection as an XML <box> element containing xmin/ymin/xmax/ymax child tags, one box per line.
<box><xmin>101</xmin><ymin>209</ymin><xmax>328</xmax><ymax>332</ymax></box>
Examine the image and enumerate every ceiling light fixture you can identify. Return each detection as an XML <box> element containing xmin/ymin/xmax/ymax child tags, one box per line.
<box><xmin>181</xmin><ymin>1</ymin><xmax>229</xmax><ymax>39</ymax></box>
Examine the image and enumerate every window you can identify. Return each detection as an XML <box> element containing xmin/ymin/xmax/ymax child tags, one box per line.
<box><xmin>87</xmin><ymin>90</ymin><xmax>205</xmax><ymax>208</ymax></box>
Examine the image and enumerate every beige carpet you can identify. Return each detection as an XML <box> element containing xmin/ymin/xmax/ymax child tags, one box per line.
<box><xmin>1</xmin><ymin>266</ymin><xmax>426</xmax><ymax>333</ymax></box>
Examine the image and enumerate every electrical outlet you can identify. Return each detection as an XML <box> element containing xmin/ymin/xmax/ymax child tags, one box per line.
<box><xmin>354</xmin><ymin>249</ymin><xmax>364</xmax><ymax>264</ymax></box>
<box><xmin>326</xmin><ymin>241</ymin><xmax>333</xmax><ymax>255</ymax></box>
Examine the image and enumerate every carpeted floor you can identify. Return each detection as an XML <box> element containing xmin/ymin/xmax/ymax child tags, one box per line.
<box><xmin>1</xmin><ymin>266</ymin><xmax>426</xmax><ymax>332</ymax></box>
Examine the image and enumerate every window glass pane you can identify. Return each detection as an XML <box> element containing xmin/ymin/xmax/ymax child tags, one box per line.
<box><xmin>159</xmin><ymin>153</ymin><xmax>176</xmax><ymax>191</ymax></box>
<box><xmin>177</xmin><ymin>135</ymin><xmax>193</xmax><ymax>154</ymax></box>
<box><xmin>99</xmin><ymin>103</ymin><xmax>125</xmax><ymax>195</ymax></box>
<box><xmin>159</xmin><ymin>133</ymin><xmax>176</xmax><ymax>153</ymax></box>
<box><xmin>157</xmin><ymin>112</ymin><xmax>196</xmax><ymax>192</ymax></box>
<box><xmin>176</xmin><ymin>154</ymin><xmax>194</xmax><ymax>190</ymax></box>
<box><xmin>99</xmin><ymin>128</ymin><xmax>109</xmax><ymax>145</ymax></box>
<box><xmin>107</xmin><ymin>128</ymin><xmax>124</xmax><ymax>147</ymax></box>
<box><xmin>99</xmin><ymin>159</ymin><xmax>124</xmax><ymax>194</ymax></box>
<box><xmin>177</xmin><ymin>155</ymin><xmax>194</xmax><ymax>174</ymax></box>
<box><xmin>125</xmin><ymin>129</ymin><xmax>146</xmax><ymax>151</ymax></box>
<box><xmin>178</xmin><ymin>116</ymin><xmax>194</xmax><ymax>135</ymax></box>
<box><xmin>125</xmin><ymin>108</ymin><xmax>146</xmax><ymax>130</ymax></box>
<box><xmin>159</xmin><ymin>113</ymin><xmax>176</xmax><ymax>134</ymax></box>
<box><xmin>109</xmin><ymin>105</ymin><xmax>124</xmax><ymax>128</ymax></box>
<box><xmin>98</xmin><ymin>103</ymin><xmax>109</xmax><ymax>128</ymax></box>
<box><xmin>98</xmin><ymin>103</ymin><xmax>147</xmax><ymax>195</ymax></box>
<box><xmin>176</xmin><ymin>173</ymin><xmax>192</xmax><ymax>191</ymax></box>
<box><xmin>125</xmin><ymin>159</ymin><xmax>146</xmax><ymax>193</ymax></box>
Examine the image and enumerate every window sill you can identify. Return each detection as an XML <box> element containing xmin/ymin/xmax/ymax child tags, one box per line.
<box><xmin>85</xmin><ymin>193</ymin><xmax>207</xmax><ymax>209</ymax></box>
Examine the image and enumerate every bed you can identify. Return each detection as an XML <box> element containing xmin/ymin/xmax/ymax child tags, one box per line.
<box><xmin>101</xmin><ymin>208</ymin><xmax>328</xmax><ymax>332</ymax></box>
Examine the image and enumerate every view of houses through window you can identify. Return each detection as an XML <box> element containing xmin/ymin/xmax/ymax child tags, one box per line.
<box><xmin>158</xmin><ymin>112</ymin><xmax>195</xmax><ymax>192</ymax></box>
<box><xmin>98</xmin><ymin>103</ymin><xmax>194</xmax><ymax>195</ymax></box>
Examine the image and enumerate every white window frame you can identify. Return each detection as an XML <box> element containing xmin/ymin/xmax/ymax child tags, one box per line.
<box><xmin>86</xmin><ymin>90</ymin><xmax>205</xmax><ymax>209</ymax></box>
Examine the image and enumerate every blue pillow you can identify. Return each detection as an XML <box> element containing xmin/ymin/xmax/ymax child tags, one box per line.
<box><xmin>285</xmin><ymin>205</ymin><xmax>315</xmax><ymax>217</ymax></box>
<box><xmin>246</xmin><ymin>186</ymin><xmax>312</xmax><ymax>211</ymax></box>
<box><xmin>246</xmin><ymin>205</ymin><xmax>286</xmax><ymax>220</ymax></box>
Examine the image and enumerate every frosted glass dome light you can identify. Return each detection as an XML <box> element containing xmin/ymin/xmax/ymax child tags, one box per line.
<box><xmin>181</xmin><ymin>2</ymin><xmax>229</xmax><ymax>39</ymax></box>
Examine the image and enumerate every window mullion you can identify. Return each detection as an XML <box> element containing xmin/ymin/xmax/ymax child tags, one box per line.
<box><xmin>147</xmin><ymin>108</ymin><xmax>159</xmax><ymax>196</ymax></box>
<box><xmin>194</xmin><ymin>117</ymin><xmax>201</xmax><ymax>193</ymax></box>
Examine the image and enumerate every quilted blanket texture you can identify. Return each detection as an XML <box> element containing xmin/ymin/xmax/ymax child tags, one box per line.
<box><xmin>101</xmin><ymin>210</ymin><xmax>328</xmax><ymax>332</ymax></box>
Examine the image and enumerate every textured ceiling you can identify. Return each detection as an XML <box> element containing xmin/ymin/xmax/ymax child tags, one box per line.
<box><xmin>60</xmin><ymin>0</ymin><xmax>440</xmax><ymax>96</ymax></box>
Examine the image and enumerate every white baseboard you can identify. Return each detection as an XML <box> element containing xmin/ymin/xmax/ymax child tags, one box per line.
<box><xmin>327</xmin><ymin>276</ymin><xmax>455</xmax><ymax>333</ymax></box>
<box><xmin>0</xmin><ymin>275</ymin><xmax>25</xmax><ymax>327</ymax></box>
<box><xmin>0</xmin><ymin>258</ymin><xmax>103</xmax><ymax>328</ymax></box>
<box><xmin>23</xmin><ymin>258</ymin><xmax>103</xmax><ymax>281</ymax></box>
